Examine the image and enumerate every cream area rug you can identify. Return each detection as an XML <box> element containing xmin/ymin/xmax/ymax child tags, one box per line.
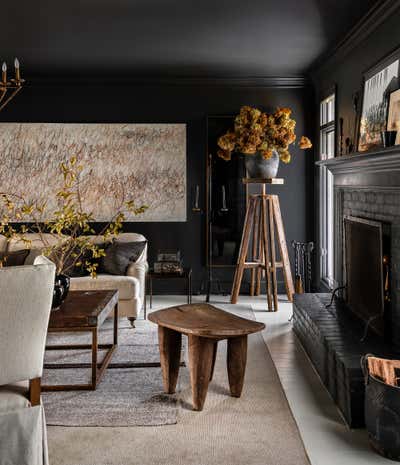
<box><xmin>47</xmin><ymin>304</ymin><xmax>310</xmax><ymax>465</ymax></box>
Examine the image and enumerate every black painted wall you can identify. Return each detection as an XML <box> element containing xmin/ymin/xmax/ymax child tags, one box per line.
<box><xmin>311</xmin><ymin>5</ymin><xmax>400</xmax><ymax>289</ymax></box>
<box><xmin>311</xmin><ymin>7</ymin><xmax>400</xmax><ymax>156</ymax></box>
<box><xmin>0</xmin><ymin>80</ymin><xmax>313</xmax><ymax>293</ymax></box>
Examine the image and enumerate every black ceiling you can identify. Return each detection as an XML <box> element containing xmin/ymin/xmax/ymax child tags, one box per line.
<box><xmin>2</xmin><ymin>0</ymin><xmax>378</xmax><ymax>77</ymax></box>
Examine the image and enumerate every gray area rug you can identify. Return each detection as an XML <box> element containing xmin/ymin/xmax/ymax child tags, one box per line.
<box><xmin>44</xmin><ymin>318</ymin><xmax>161</xmax><ymax>367</ymax></box>
<box><xmin>42</xmin><ymin>318</ymin><xmax>184</xmax><ymax>427</ymax></box>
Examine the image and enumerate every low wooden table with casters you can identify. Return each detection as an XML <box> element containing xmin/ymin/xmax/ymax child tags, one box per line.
<box><xmin>149</xmin><ymin>303</ymin><xmax>265</xmax><ymax>411</ymax></box>
<box><xmin>42</xmin><ymin>290</ymin><xmax>119</xmax><ymax>392</ymax></box>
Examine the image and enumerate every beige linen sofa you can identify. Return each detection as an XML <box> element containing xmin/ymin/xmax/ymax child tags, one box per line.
<box><xmin>0</xmin><ymin>232</ymin><xmax>148</xmax><ymax>326</ymax></box>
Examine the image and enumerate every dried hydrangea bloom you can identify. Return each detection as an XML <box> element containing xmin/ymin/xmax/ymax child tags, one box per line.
<box><xmin>216</xmin><ymin>105</ymin><xmax>311</xmax><ymax>162</ymax></box>
<box><xmin>261</xmin><ymin>149</ymin><xmax>274</xmax><ymax>160</ymax></box>
<box><xmin>241</xmin><ymin>143</ymin><xmax>257</xmax><ymax>154</ymax></box>
<box><xmin>217</xmin><ymin>131</ymin><xmax>236</xmax><ymax>151</ymax></box>
<box><xmin>280</xmin><ymin>150</ymin><xmax>291</xmax><ymax>164</ymax></box>
<box><xmin>275</xmin><ymin>107</ymin><xmax>292</xmax><ymax>117</ymax></box>
<box><xmin>217</xmin><ymin>149</ymin><xmax>231</xmax><ymax>161</ymax></box>
<box><xmin>299</xmin><ymin>136</ymin><xmax>312</xmax><ymax>149</ymax></box>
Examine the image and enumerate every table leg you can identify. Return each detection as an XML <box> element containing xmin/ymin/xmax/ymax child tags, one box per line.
<box><xmin>227</xmin><ymin>335</ymin><xmax>247</xmax><ymax>397</ymax></box>
<box><xmin>187</xmin><ymin>273</ymin><xmax>192</xmax><ymax>304</ymax></box>
<box><xmin>190</xmin><ymin>273</ymin><xmax>192</xmax><ymax>303</ymax></box>
<box><xmin>158</xmin><ymin>326</ymin><xmax>182</xmax><ymax>394</ymax></box>
<box><xmin>91</xmin><ymin>328</ymin><xmax>98</xmax><ymax>390</ymax></box>
<box><xmin>114</xmin><ymin>303</ymin><xmax>119</xmax><ymax>345</ymax></box>
<box><xmin>227</xmin><ymin>336</ymin><xmax>247</xmax><ymax>397</ymax></box>
<box><xmin>209</xmin><ymin>341</ymin><xmax>218</xmax><ymax>381</ymax></box>
<box><xmin>150</xmin><ymin>276</ymin><xmax>153</xmax><ymax>309</ymax></box>
<box><xmin>144</xmin><ymin>275</ymin><xmax>147</xmax><ymax>319</ymax></box>
<box><xmin>188</xmin><ymin>335</ymin><xmax>215</xmax><ymax>411</ymax></box>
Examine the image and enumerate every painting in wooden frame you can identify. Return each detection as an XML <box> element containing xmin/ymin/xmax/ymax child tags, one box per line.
<box><xmin>0</xmin><ymin>123</ymin><xmax>187</xmax><ymax>222</ymax></box>
<box><xmin>358</xmin><ymin>49</ymin><xmax>400</xmax><ymax>152</ymax></box>
<box><xmin>387</xmin><ymin>88</ymin><xmax>400</xmax><ymax>145</ymax></box>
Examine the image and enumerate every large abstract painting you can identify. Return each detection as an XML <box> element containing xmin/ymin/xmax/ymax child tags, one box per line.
<box><xmin>0</xmin><ymin>123</ymin><xmax>186</xmax><ymax>222</ymax></box>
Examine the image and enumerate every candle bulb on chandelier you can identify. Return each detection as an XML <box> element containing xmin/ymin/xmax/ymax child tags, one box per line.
<box><xmin>14</xmin><ymin>58</ymin><xmax>20</xmax><ymax>82</ymax></box>
<box><xmin>2</xmin><ymin>63</ymin><xmax>7</xmax><ymax>85</ymax></box>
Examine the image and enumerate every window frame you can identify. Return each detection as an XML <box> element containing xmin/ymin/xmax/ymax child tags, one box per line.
<box><xmin>319</xmin><ymin>90</ymin><xmax>337</xmax><ymax>290</ymax></box>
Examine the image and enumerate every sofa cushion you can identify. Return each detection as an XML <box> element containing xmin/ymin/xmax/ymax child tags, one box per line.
<box><xmin>70</xmin><ymin>274</ymin><xmax>140</xmax><ymax>300</ymax></box>
<box><xmin>0</xmin><ymin>249</ymin><xmax>30</xmax><ymax>267</ymax></box>
<box><xmin>6</xmin><ymin>234</ymin><xmax>66</xmax><ymax>252</ymax></box>
<box><xmin>0</xmin><ymin>382</ymin><xmax>30</xmax><ymax>414</ymax></box>
<box><xmin>0</xmin><ymin>235</ymin><xmax>8</xmax><ymax>254</ymax></box>
<box><xmin>100</xmin><ymin>241</ymin><xmax>147</xmax><ymax>275</ymax></box>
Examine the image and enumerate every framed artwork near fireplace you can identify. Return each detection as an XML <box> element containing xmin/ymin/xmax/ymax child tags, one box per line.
<box><xmin>387</xmin><ymin>88</ymin><xmax>400</xmax><ymax>145</ymax></box>
<box><xmin>358</xmin><ymin>50</ymin><xmax>400</xmax><ymax>152</ymax></box>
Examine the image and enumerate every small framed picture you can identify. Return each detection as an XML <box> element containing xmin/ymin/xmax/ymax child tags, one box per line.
<box><xmin>358</xmin><ymin>51</ymin><xmax>400</xmax><ymax>152</ymax></box>
<box><xmin>387</xmin><ymin>89</ymin><xmax>400</xmax><ymax>145</ymax></box>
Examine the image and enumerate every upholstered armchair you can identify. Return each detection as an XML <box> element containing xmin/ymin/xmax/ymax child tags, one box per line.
<box><xmin>0</xmin><ymin>256</ymin><xmax>55</xmax><ymax>465</ymax></box>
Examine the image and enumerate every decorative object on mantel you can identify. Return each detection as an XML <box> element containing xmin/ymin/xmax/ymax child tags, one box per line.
<box><xmin>358</xmin><ymin>50</ymin><xmax>400</xmax><ymax>152</ymax></box>
<box><xmin>231</xmin><ymin>178</ymin><xmax>294</xmax><ymax>311</ymax></box>
<box><xmin>339</xmin><ymin>117</ymin><xmax>344</xmax><ymax>156</ymax></box>
<box><xmin>0</xmin><ymin>122</ymin><xmax>186</xmax><ymax>221</ymax></box>
<box><xmin>362</xmin><ymin>354</ymin><xmax>400</xmax><ymax>461</ymax></box>
<box><xmin>0</xmin><ymin>58</ymin><xmax>24</xmax><ymax>112</ymax></box>
<box><xmin>381</xmin><ymin>130</ymin><xmax>397</xmax><ymax>147</ymax></box>
<box><xmin>0</xmin><ymin>155</ymin><xmax>147</xmax><ymax>305</ymax></box>
<box><xmin>216</xmin><ymin>106</ymin><xmax>312</xmax><ymax>178</ymax></box>
<box><xmin>387</xmin><ymin>88</ymin><xmax>400</xmax><ymax>145</ymax></box>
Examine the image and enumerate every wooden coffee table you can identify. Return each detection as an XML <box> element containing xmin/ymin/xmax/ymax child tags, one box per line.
<box><xmin>42</xmin><ymin>290</ymin><xmax>119</xmax><ymax>392</ymax></box>
<box><xmin>149</xmin><ymin>303</ymin><xmax>265</xmax><ymax>411</ymax></box>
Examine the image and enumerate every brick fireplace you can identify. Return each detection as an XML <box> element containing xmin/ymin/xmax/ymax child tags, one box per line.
<box><xmin>331</xmin><ymin>148</ymin><xmax>400</xmax><ymax>352</ymax></box>
<box><xmin>293</xmin><ymin>147</ymin><xmax>400</xmax><ymax>427</ymax></box>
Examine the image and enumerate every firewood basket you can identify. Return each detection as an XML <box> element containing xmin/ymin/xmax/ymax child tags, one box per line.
<box><xmin>361</xmin><ymin>354</ymin><xmax>400</xmax><ymax>461</ymax></box>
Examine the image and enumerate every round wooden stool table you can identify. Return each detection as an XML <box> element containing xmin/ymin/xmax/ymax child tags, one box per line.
<box><xmin>148</xmin><ymin>303</ymin><xmax>265</xmax><ymax>411</ymax></box>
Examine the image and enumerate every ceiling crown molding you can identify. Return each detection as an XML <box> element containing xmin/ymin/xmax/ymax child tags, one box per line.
<box><xmin>310</xmin><ymin>0</ymin><xmax>400</xmax><ymax>75</ymax></box>
<box><xmin>27</xmin><ymin>75</ymin><xmax>308</xmax><ymax>89</ymax></box>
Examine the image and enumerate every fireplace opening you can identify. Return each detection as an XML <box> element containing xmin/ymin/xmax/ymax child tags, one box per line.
<box><xmin>344</xmin><ymin>216</ymin><xmax>391</xmax><ymax>340</ymax></box>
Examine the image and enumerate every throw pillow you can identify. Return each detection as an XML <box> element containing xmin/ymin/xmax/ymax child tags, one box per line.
<box><xmin>0</xmin><ymin>249</ymin><xmax>30</xmax><ymax>267</ymax></box>
<box><xmin>100</xmin><ymin>240</ymin><xmax>147</xmax><ymax>275</ymax></box>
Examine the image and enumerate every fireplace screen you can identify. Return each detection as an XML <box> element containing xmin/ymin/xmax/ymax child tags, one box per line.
<box><xmin>344</xmin><ymin>216</ymin><xmax>385</xmax><ymax>336</ymax></box>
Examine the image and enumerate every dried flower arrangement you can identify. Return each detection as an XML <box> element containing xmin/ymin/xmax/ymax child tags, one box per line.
<box><xmin>0</xmin><ymin>155</ymin><xmax>147</xmax><ymax>276</ymax></box>
<box><xmin>217</xmin><ymin>105</ymin><xmax>312</xmax><ymax>163</ymax></box>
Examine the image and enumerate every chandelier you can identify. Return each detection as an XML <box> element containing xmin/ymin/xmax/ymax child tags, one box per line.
<box><xmin>0</xmin><ymin>58</ymin><xmax>25</xmax><ymax>112</ymax></box>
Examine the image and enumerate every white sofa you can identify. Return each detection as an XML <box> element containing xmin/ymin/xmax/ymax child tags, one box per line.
<box><xmin>0</xmin><ymin>232</ymin><xmax>148</xmax><ymax>325</ymax></box>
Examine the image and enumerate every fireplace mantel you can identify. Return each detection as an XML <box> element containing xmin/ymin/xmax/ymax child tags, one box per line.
<box><xmin>316</xmin><ymin>147</ymin><xmax>400</xmax><ymax>189</ymax></box>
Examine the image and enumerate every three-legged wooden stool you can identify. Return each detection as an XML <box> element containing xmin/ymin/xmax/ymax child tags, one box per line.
<box><xmin>231</xmin><ymin>178</ymin><xmax>294</xmax><ymax>311</ymax></box>
<box><xmin>148</xmin><ymin>303</ymin><xmax>265</xmax><ymax>411</ymax></box>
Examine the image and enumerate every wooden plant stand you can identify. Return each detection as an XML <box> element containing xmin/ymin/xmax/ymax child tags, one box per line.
<box><xmin>231</xmin><ymin>178</ymin><xmax>294</xmax><ymax>311</ymax></box>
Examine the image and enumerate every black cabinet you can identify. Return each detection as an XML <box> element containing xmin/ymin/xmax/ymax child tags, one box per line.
<box><xmin>206</xmin><ymin>116</ymin><xmax>247</xmax><ymax>300</ymax></box>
